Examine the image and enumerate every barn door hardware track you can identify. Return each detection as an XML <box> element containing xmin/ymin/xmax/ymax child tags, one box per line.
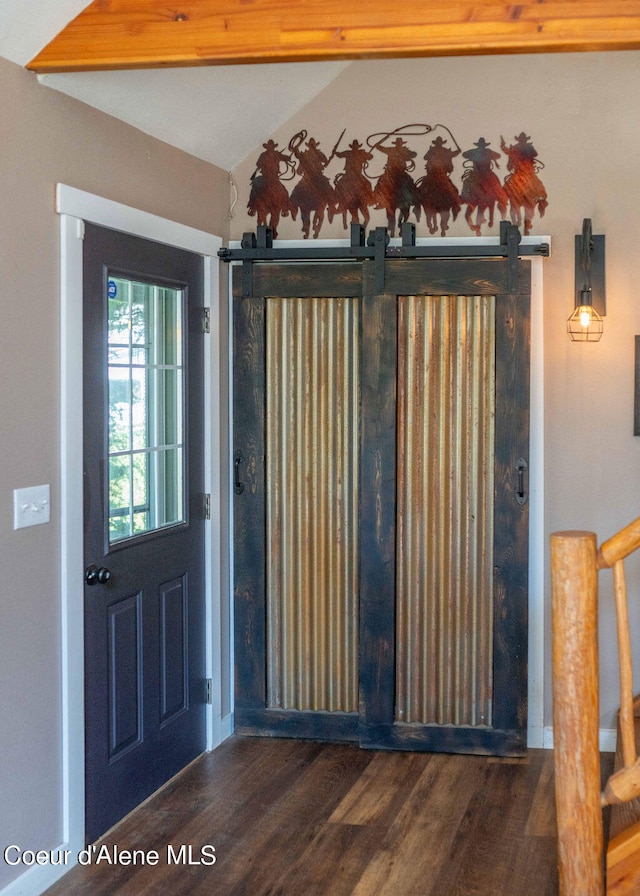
<box><xmin>218</xmin><ymin>222</ymin><xmax>549</xmax><ymax>297</ymax></box>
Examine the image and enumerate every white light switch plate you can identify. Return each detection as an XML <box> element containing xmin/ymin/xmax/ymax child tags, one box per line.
<box><xmin>13</xmin><ymin>484</ymin><xmax>51</xmax><ymax>530</ymax></box>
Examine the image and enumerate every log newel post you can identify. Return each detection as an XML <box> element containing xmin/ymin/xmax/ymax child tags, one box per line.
<box><xmin>551</xmin><ymin>530</ymin><xmax>604</xmax><ymax>896</ymax></box>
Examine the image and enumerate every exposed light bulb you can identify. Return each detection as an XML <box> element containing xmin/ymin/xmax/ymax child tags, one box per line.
<box><xmin>579</xmin><ymin>306</ymin><xmax>592</xmax><ymax>328</ymax></box>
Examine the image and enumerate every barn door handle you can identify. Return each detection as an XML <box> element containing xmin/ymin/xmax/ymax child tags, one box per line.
<box><xmin>234</xmin><ymin>450</ymin><xmax>245</xmax><ymax>495</ymax></box>
<box><xmin>516</xmin><ymin>458</ymin><xmax>528</xmax><ymax>506</ymax></box>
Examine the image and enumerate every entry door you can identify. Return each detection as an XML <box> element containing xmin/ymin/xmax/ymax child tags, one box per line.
<box><xmin>233</xmin><ymin>258</ymin><xmax>529</xmax><ymax>756</ymax></box>
<box><xmin>83</xmin><ymin>224</ymin><xmax>206</xmax><ymax>843</ymax></box>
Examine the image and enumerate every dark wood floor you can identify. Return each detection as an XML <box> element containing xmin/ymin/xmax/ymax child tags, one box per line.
<box><xmin>44</xmin><ymin>737</ymin><xmax>613</xmax><ymax>896</ymax></box>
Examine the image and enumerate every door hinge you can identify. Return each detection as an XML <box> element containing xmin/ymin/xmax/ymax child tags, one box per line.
<box><xmin>203</xmin><ymin>307</ymin><xmax>211</xmax><ymax>334</ymax></box>
<box><xmin>204</xmin><ymin>493</ymin><xmax>211</xmax><ymax>520</ymax></box>
<box><xmin>205</xmin><ymin>678</ymin><xmax>213</xmax><ymax>705</ymax></box>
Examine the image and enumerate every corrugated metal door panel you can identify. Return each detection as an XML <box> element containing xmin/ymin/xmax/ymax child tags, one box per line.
<box><xmin>395</xmin><ymin>294</ymin><xmax>496</xmax><ymax>727</ymax></box>
<box><xmin>266</xmin><ymin>297</ymin><xmax>359</xmax><ymax>712</ymax></box>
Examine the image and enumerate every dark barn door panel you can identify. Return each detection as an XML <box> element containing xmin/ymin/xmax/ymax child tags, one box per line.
<box><xmin>233</xmin><ymin>263</ymin><xmax>363</xmax><ymax>742</ymax></box>
<box><xmin>359</xmin><ymin>259</ymin><xmax>530</xmax><ymax>755</ymax></box>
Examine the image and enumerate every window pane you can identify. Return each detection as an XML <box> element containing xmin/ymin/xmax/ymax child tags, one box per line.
<box><xmin>132</xmin><ymin>452</ymin><xmax>148</xmax><ymax>512</ymax></box>
<box><xmin>109</xmin><ymin>345</ymin><xmax>130</xmax><ymax>365</ymax></box>
<box><xmin>108</xmin><ymin>279</ymin><xmax>131</xmax><ymax>352</ymax></box>
<box><xmin>131</xmin><ymin>346</ymin><xmax>147</xmax><ymax>366</ymax></box>
<box><xmin>131</xmin><ymin>367</ymin><xmax>148</xmax><ymax>450</ymax></box>
<box><xmin>109</xmin><ymin>371</ymin><xmax>131</xmax><ymax>453</ymax></box>
<box><xmin>107</xmin><ymin>276</ymin><xmax>185</xmax><ymax>545</ymax></box>
<box><xmin>133</xmin><ymin>511</ymin><xmax>148</xmax><ymax>534</ymax></box>
<box><xmin>161</xmin><ymin>289</ymin><xmax>182</xmax><ymax>366</ymax></box>
<box><xmin>131</xmin><ymin>283</ymin><xmax>148</xmax><ymax>346</ymax></box>
<box><xmin>109</xmin><ymin>455</ymin><xmax>132</xmax><ymax>542</ymax></box>
<box><xmin>161</xmin><ymin>368</ymin><xmax>182</xmax><ymax>447</ymax></box>
<box><xmin>160</xmin><ymin>447</ymin><xmax>182</xmax><ymax>526</ymax></box>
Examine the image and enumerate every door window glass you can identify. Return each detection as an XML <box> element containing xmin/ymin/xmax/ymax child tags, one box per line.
<box><xmin>107</xmin><ymin>276</ymin><xmax>184</xmax><ymax>543</ymax></box>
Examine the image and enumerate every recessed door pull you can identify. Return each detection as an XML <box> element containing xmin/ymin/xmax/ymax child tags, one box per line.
<box><xmin>234</xmin><ymin>450</ymin><xmax>245</xmax><ymax>495</ymax></box>
<box><xmin>516</xmin><ymin>458</ymin><xmax>528</xmax><ymax>506</ymax></box>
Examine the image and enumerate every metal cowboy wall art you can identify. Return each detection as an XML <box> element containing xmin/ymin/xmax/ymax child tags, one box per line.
<box><xmin>247</xmin><ymin>124</ymin><xmax>548</xmax><ymax>239</ymax></box>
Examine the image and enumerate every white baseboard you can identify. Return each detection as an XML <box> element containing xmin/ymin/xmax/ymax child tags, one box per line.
<box><xmin>543</xmin><ymin>725</ymin><xmax>617</xmax><ymax>753</ymax></box>
<box><xmin>1</xmin><ymin>714</ymin><xmax>236</xmax><ymax>896</ymax></box>
<box><xmin>527</xmin><ymin>724</ymin><xmax>545</xmax><ymax>749</ymax></box>
<box><xmin>0</xmin><ymin>843</ymin><xmax>72</xmax><ymax>896</ymax></box>
<box><xmin>221</xmin><ymin>712</ymin><xmax>233</xmax><ymax>741</ymax></box>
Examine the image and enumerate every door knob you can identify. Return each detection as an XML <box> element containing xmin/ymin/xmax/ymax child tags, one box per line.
<box><xmin>85</xmin><ymin>564</ymin><xmax>112</xmax><ymax>586</ymax></box>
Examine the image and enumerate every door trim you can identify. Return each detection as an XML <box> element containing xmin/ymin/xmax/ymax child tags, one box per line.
<box><xmin>57</xmin><ymin>185</ymin><xmax>226</xmax><ymax>859</ymax></box>
<box><xmin>227</xmin><ymin>234</ymin><xmax>546</xmax><ymax>752</ymax></box>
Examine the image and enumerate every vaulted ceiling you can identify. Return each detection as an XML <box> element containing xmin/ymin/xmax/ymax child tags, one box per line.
<box><xmin>2</xmin><ymin>1</ymin><xmax>639</xmax><ymax>170</ymax></box>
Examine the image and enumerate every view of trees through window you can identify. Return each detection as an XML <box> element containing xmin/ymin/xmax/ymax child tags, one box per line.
<box><xmin>107</xmin><ymin>276</ymin><xmax>184</xmax><ymax>543</ymax></box>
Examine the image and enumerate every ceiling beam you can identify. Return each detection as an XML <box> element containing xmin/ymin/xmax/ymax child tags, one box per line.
<box><xmin>28</xmin><ymin>0</ymin><xmax>640</xmax><ymax>73</ymax></box>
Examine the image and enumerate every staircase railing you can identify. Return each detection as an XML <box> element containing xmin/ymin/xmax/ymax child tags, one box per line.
<box><xmin>551</xmin><ymin>517</ymin><xmax>640</xmax><ymax>896</ymax></box>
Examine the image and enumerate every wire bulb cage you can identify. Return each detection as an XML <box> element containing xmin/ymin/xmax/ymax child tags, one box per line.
<box><xmin>567</xmin><ymin>295</ymin><xmax>604</xmax><ymax>342</ymax></box>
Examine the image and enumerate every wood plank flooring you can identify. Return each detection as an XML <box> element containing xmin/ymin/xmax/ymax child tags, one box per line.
<box><xmin>44</xmin><ymin>737</ymin><xmax>612</xmax><ymax>896</ymax></box>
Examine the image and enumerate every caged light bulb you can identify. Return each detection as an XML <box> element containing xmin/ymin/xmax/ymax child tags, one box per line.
<box><xmin>579</xmin><ymin>306</ymin><xmax>592</xmax><ymax>328</ymax></box>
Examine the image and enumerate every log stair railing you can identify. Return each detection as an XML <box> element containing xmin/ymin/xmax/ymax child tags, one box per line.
<box><xmin>551</xmin><ymin>518</ymin><xmax>640</xmax><ymax>896</ymax></box>
<box><xmin>607</xmin><ymin>707</ymin><xmax>640</xmax><ymax>895</ymax></box>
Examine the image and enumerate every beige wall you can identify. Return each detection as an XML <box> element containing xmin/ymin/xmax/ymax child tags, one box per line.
<box><xmin>0</xmin><ymin>56</ymin><xmax>229</xmax><ymax>890</ymax></box>
<box><xmin>232</xmin><ymin>50</ymin><xmax>640</xmax><ymax>735</ymax></box>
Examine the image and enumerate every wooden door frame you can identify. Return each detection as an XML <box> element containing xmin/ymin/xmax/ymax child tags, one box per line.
<box><xmin>227</xmin><ymin>234</ymin><xmax>547</xmax><ymax>752</ymax></box>
<box><xmin>57</xmin><ymin>185</ymin><xmax>228</xmax><ymax>864</ymax></box>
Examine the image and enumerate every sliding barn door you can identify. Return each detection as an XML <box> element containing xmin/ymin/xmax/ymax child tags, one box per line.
<box><xmin>358</xmin><ymin>260</ymin><xmax>530</xmax><ymax>755</ymax></box>
<box><xmin>233</xmin><ymin>264</ymin><xmax>362</xmax><ymax>741</ymax></box>
<box><xmin>233</xmin><ymin>258</ymin><xmax>530</xmax><ymax>755</ymax></box>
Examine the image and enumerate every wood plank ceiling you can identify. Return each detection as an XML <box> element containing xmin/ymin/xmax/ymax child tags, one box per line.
<box><xmin>27</xmin><ymin>1</ymin><xmax>640</xmax><ymax>73</ymax></box>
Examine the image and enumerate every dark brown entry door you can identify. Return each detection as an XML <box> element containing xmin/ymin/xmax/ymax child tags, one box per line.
<box><xmin>233</xmin><ymin>258</ymin><xmax>530</xmax><ymax>756</ymax></box>
<box><xmin>83</xmin><ymin>225</ymin><xmax>207</xmax><ymax>842</ymax></box>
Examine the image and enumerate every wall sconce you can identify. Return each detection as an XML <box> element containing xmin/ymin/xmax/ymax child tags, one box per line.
<box><xmin>567</xmin><ymin>217</ymin><xmax>605</xmax><ymax>342</ymax></box>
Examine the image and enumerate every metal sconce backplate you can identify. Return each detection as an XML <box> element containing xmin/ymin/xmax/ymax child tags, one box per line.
<box><xmin>575</xmin><ymin>232</ymin><xmax>606</xmax><ymax>316</ymax></box>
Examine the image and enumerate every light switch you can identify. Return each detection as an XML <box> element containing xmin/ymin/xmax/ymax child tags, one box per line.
<box><xmin>13</xmin><ymin>484</ymin><xmax>51</xmax><ymax>530</ymax></box>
